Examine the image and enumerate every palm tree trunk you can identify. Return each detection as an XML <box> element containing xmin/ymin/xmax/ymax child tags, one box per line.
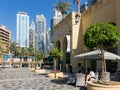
<box><xmin>35</xmin><ymin>59</ymin><xmax>37</xmax><ymax>70</ymax></box>
<box><xmin>9</xmin><ymin>52</ymin><xmax>12</xmax><ymax>68</ymax></box>
<box><xmin>28</xmin><ymin>57</ymin><xmax>30</xmax><ymax>68</ymax></box>
<box><xmin>19</xmin><ymin>56</ymin><xmax>22</xmax><ymax>68</ymax></box>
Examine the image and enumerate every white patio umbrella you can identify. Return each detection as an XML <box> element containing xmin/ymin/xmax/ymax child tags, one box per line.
<box><xmin>74</xmin><ymin>49</ymin><xmax>120</xmax><ymax>72</ymax></box>
<box><xmin>74</xmin><ymin>49</ymin><xmax>120</xmax><ymax>60</ymax></box>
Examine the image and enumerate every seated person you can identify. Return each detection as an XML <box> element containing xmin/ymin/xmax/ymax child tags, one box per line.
<box><xmin>85</xmin><ymin>68</ymin><xmax>96</xmax><ymax>85</ymax></box>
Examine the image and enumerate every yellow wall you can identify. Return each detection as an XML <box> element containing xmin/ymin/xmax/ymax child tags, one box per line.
<box><xmin>54</xmin><ymin>0</ymin><xmax>120</xmax><ymax>72</ymax></box>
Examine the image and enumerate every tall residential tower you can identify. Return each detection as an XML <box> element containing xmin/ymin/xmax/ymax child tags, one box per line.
<box><xmin>16</xmin><ymin>12</ymin><xmax>29</xmax><ymax>47</ymax></box>
<box><xmin>29</xmin><ymin>21</ymin><xmax>35</xmax><ymax>48</ymax></box>
<box><xmin>35</xmin><ymin>14</ymin><xmax>46</xmax><ymax>53</ymax></box>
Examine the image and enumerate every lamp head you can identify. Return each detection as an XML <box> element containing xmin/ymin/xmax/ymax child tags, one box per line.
<box><xmin>75</xmin><ymin>14</ymin><xmax>80</xmax><ymax>24</ymax></box>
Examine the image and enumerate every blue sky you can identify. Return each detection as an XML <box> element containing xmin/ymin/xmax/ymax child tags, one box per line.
<box><xmin>0</xmin><ymin>0</ymin><xmax>87</xmax><ymax>41</ymax></box>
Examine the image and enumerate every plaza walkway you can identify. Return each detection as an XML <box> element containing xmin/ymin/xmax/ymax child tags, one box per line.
<box><xmin>0</xmin><ymin>68</ymin><xmax>87</xmax><ymax>90</ymax></box>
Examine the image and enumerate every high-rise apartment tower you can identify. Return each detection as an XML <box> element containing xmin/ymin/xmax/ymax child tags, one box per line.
<box><xmin>29</xmin><ymin>21</ymin><xmax>35</xmax><ymax>48</ymax></box>
<box><xmin>16</xmin><ymin>11</ymin><xmax>29</xmax><ymax>47</ymax></box>
<box><xmin>35</xmin><ymin>14</ymin><xmax>46</xmax><ymax>53</ymax></box>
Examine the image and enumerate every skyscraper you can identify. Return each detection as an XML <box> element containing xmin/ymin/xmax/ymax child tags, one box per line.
<box><xmin>35</xmin><ymin>14</ymin><xmax>46</xmax><ymax>53</ymax></box>
<box><xmin>46</xmin><ymin>28</ymin><xmax>51</xmax><ymax>56</ymax></box>
<box><xmin>16</xmin><ymin>12</ymin><xmax>29</xmax><ymax>47</ymax></box>
<box><xmin>29</xmin><ymin>21</ymin><xmax>35</xmax><ymax>48</ymax></box>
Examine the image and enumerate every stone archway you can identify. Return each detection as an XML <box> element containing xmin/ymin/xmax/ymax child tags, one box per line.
<box><xmin>62</xmin><ymin>35</ymin><xmax>70</xmax><ymax>71</ymax></box>
<box><xmin>55</xmin><ymin>40</ymin><xmax>61</xmax><ymax>50</ymax></box>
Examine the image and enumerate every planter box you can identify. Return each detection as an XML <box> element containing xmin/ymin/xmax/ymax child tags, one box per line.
<box><xmin>47</xmin><ymin>72</ymin><xmax>64</xmax><ymax>79</ymax></box>
<box><xmin>35</xmin><ymin>69</ymin><xmax>46</xmax><ymax>74</ymax></box>
<box><xmin>29</xmin><ymin>68</ymin><xmax>35</xmax><ymax>71</ymax></box>
<box><xmin>29</xmin><ymin>67</ymin><xmax>40</xmax><ymax>71</ymax></box>
<box><xmin>87</xmin><ymin>81</ymin><xmax>120</xmax><ymax>90</ymax></box>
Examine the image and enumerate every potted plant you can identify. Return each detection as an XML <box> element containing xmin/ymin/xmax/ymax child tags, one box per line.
<box><xmin>84</xmin><ymin>22</ymin><xmax>120</xmax><ymax>90</ymax></box>
<box><xmin>48</xmin><ymin>48</ymin><xmax>63</xmax><ymax>78</ymax></box>
<box><xmin>34</xmin><ymin>50</ymin><xmax>46</xmax><ymax>74</ymax></box>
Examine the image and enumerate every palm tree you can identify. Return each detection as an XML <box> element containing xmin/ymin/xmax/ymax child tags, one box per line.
<box><xmin>16</xmin><ymin>47</ymin><xmax>23</xmax><ymax>67</ymax></box>
<box><xmin>7</xmin><ymin>41</ymin><xmax>17</xmax><ymax>67</ymax></box>
<box><xmin>35</xmin><ymin>50</ymin><xmax>44</xmax><ymax>69</ymax></box>
<box><xmin>54</xmin><ymin>0</ymin><xmax>72</xmax><ymax>17</ymax></box>
<box><xmin>32</xmin><ymin>49</ymin><xmax>38</xmax><ymax>70</ymax></box>
<box><xmin>27</xmin><ymin>47</ymin><xmax>35</xmax><ymax>68</ymax></box>
<box><xmin>23</xmin><ymin>47</ymin><xmax>29</xmax><ymax>61</ymax></box>
<box><xmin>73</xmin><ymin>0</ymin><xmax>80</xmax><ymax>13</ymax></box>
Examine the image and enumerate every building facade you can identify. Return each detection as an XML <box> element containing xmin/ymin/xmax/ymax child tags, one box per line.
<box><xmin>46</xmin><ymin>28</ymin><xmax>51</xmax><ymax>56</ymax></box>
<box><xmin>50</xmin><ymin>8</ymin><xmax>62</xmax><ymax>49</ymax></box>
<box><xmin>35</xmin><ymin>15</ymin><xmax>46</xmax><ymax>53</ymax></box>
<box><xmin>54</xmin><ymin>0</ymin><xmax>120</xmax><ymax>73</ymax></box>
<box><xmin>29</xmin><ymin>21</ymin><xmax>35</xmax><ymax>48</ymax></box>
<box><xmin>54</xmin><ymin>12</ymin><xmax>80</xmax><ymax>71</ymax></box>
<box><xmin>0</xmin><ymin>25</ymin><xmax>11</xmax><ymax>53</ymax></box>
<box><xmin>16</xmin><ymin>12</ymin><xmax>29</xmax><ymax>47</ymax></box>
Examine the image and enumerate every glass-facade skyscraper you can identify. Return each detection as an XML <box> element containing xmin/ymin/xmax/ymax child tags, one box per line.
<box><xmin>16</xmin><ymin>12</ymin><xmax>29</xmax><ymax>47</ymax></box>
<box><xmin>35</xmin><ymin>14</ymin><xmax>46</xmax><ymax>53</ymax></box>
<box><xmin>29</xmin><ymin>21</ymin><xmax>35</xmax><ymax>48</ymax></box>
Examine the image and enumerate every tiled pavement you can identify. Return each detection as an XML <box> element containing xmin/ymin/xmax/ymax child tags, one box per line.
<box><xmin>0</xmin><ymin>68</ymin><xmax>87</xmax><ymax>90</ymax></box>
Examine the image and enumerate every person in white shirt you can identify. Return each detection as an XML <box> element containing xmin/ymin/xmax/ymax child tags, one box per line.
<box><xmin>85</xmin><ymin>68</ymin><xmax>96</xmax><ymax>86</ymax></box>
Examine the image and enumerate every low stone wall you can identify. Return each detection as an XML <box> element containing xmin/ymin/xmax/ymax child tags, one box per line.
<box><xmin>35</xmin><ymin>69</ymin><xmax>46</xmax><ymax>74</ymax></box>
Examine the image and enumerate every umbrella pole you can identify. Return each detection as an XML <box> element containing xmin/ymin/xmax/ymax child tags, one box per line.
<box><xmin>102</xmin><ymin>60</ymin><xmax>104</xmax><ymax>72</ymax></box>
<box><xmin>104</xmin><ymin>59</ymin><xmax>106</xmax><ymax>72</ymax></box>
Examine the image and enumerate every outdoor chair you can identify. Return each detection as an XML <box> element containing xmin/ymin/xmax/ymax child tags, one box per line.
<box><xmin>75</xmin><ymin>73</ymin><xmax>85</xmax><ymax>87</ymax></box>
<box><xmin>93</xmin><ymin>72</ymin><xmax>99</xmax><ymax>82</ymax></box>
<box><xmin>66</xmin><ymin>74</ymin><xmax>75</xmax><ymax>84</ymax></box>
<box><xmin>101</xmin><ymin>72</ymin><xmax>110</xmax><ymax>81</ymax></box>
<box><xmin>115</xmin><ymin>71</ymin><xmax>120</xmax><ymax>81</ymax></box>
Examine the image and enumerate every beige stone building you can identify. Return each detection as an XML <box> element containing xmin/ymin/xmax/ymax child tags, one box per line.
<box><xmin>54</xmin><ymin>0</ymin><xmax>120</xmax><ymax>73</ymax></box>
<box><xmin>0</xmin><ymin>25</ymin><xmax>11</xmax><ymax>54</ymax></box>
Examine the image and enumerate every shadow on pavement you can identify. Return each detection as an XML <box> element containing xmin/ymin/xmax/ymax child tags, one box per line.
<box><xmin>50</xmin><ymin>77</ymin><xmax>68</xmax><ymax>84</ymax></box>
<box><xmin>79</xmin><ymin>86</ymin><xmax>87</xmax><ymax>90</ymax></box>
<box><xmin>50</xmin><ymin>77</ymin><xmax>87</xmax><ymax>90</ymax></box>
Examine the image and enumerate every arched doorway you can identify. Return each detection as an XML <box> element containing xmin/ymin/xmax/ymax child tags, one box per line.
<box><xmin>62</xmin><ymin>35</ymin><xmax>70</xmax><ymax>72</ymax></box>
<box><xmin>56</xmin><ymin>40</ymin><xmax>61</xmax><ymax>50</ymax></box>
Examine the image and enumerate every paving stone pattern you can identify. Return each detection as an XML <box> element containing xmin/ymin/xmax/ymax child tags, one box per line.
<box><xmin>0</xmin><ymin>68</ymin><xmax>87</xmax><ymax>90</ymax></box>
